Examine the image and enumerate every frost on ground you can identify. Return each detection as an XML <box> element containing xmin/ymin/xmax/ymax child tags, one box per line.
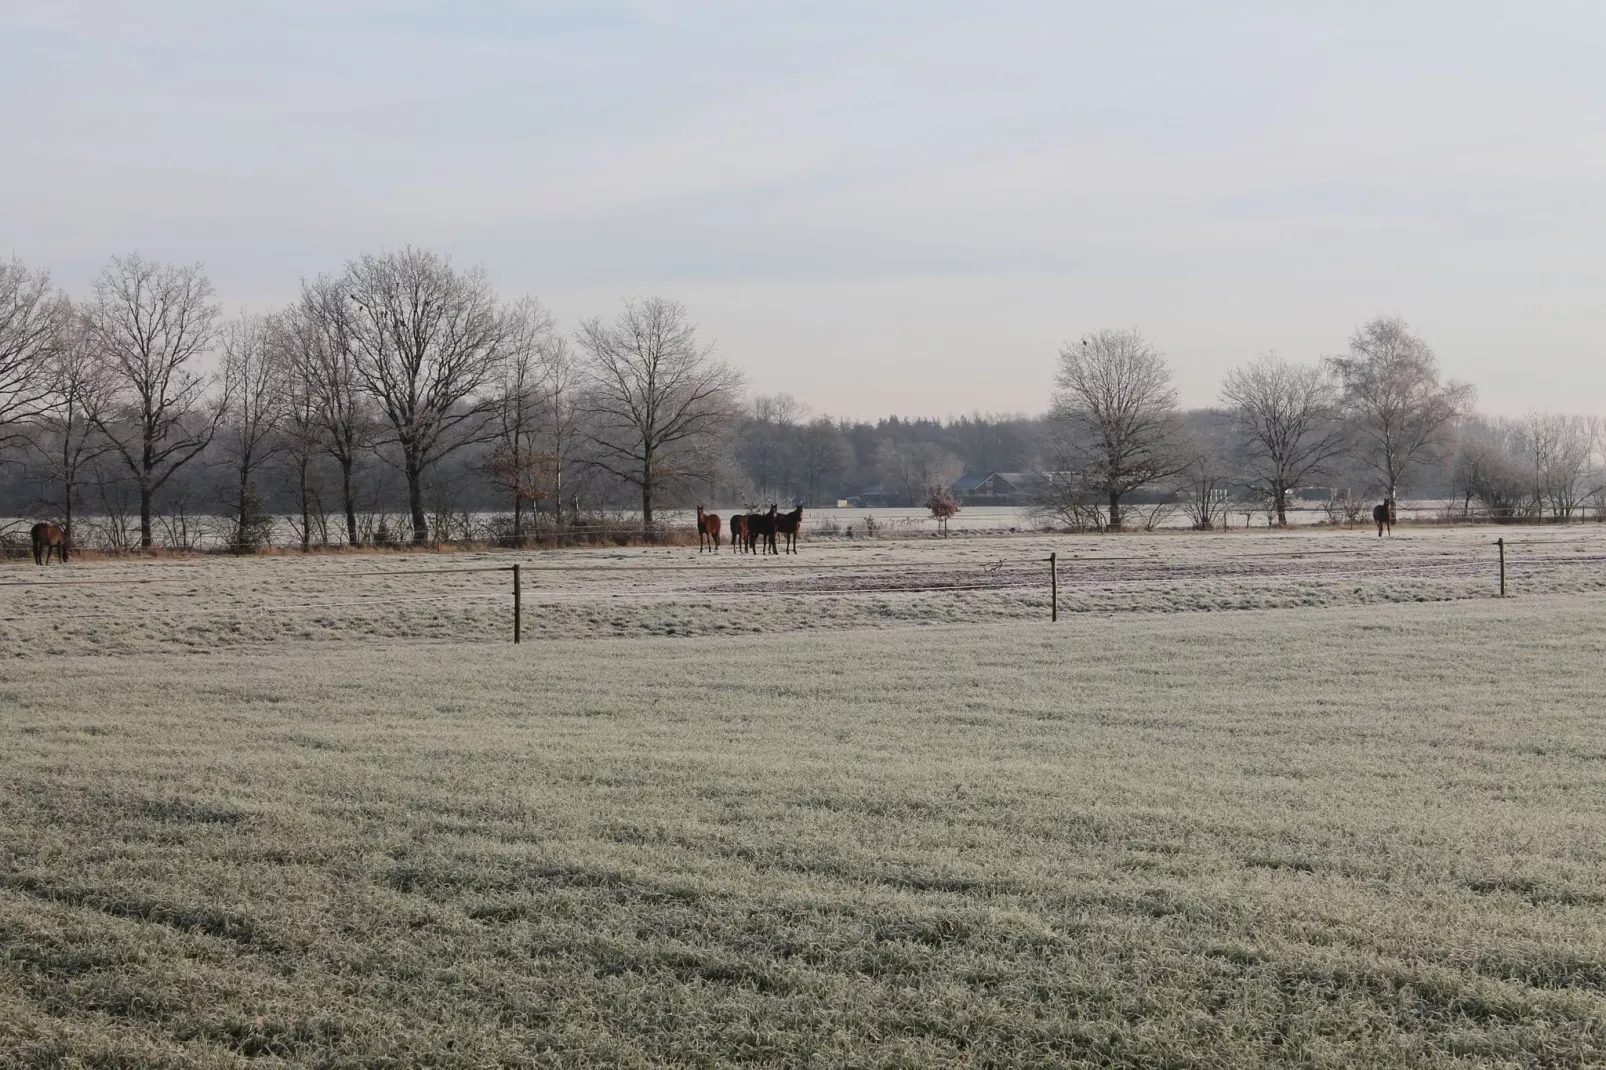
<box><xmin>0</xmin><ymin>598</ymin><xmax>1603</xmax><ymax>1066</ymax></box>
<box><xmin>2</xmin><ymin>524</ymin><xmax>1604</xmax><ymax>655</ymax></box>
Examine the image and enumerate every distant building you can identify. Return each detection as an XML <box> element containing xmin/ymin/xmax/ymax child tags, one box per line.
<box><xmin>950</xmin><ymin>472</ymin><xmax>1039</xmax><ymax>504</ymax></box>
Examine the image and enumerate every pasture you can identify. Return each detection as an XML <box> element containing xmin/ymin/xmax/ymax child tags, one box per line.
<box><xmin>2</xmin><ymin>526</ymin><xmax>1605</xmax><ymax>1067</ymax></box>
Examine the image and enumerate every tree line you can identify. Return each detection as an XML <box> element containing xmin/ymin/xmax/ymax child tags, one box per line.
<box><xmin>1039</xmin><ymin>318</ymin><xmax>1606</xmax><ymax>531</ymax></box>
<box><xmin>2</xmin><ymin>249</ymin><xmax>1598</xmax><ymax>547</ymax></box>
<box><xmin>0</xmin><ymin>250</ymin><xmax>744</xmax><ymax>549</ymax></box>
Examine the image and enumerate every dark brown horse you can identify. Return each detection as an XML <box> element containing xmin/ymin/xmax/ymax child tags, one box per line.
<box><xmin>744</xmin><ymin>506</ymin><xmax>777</xmax><ymax>555</ymax></box>
<box><xmin>729</xmin><ymin>513</ymin><xmax>747</xmax><ymax>554</ymax></box>
<box><xmin>1372</xmin><ymin>498</ymin><xmax>1396</xmax><ymax>537</ymax></box>
<box><xmin>696</xmin><ymin>506</ymin><xmax>722</xmax><ymax>553</ymax></box>
<box><xmin>775</xmin><ymin>505</ymin><xmax>803</xmax><ymax>554</ymax></box>
<box><xmin>30</xmin><ymin>523</ymin><xmax>69</xmax><ymax>565</ymax></box>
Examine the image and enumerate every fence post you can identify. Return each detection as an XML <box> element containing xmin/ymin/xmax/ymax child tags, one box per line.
<box><xmin>512</xmin><ymin>563</ymin><xmax>522</xmax><ymax>643</ymax></box>
<box><xmin>1496</xmin><ymin>538</ymin><xmax>1506</xmax><ymax>597</ymax></box>
<box><xmin>1050</xmin><ymin>552</ymin><xmax>1058</xmax><ymax>622</ymax></box>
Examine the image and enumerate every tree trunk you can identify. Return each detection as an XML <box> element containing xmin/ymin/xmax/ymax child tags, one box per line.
<box><xmin>1108</xmin><ymin>489</ymin><xmax>1121</xmax><ymax>532</ymax></box>
<box><xmin>1275</xmin><ymin>479</ymin><xmax>1288</xmax><ymax>527</ymax></box>
<box><xmin>139</xmin><ymin>484</ymin><xmax>153</xmax><ymax>549</ymax></box>
<box><xmin>406</xmin><ymin>457</ymin><xmax>428</xmax><ymax>544</ymax></box>
<box><xmin>640</xmin><ymin>446</ymin><xmax>654</xmax><ymax>530</ymax></box>
<box><xmin>340</xmin><ymin>456</ymin><xmax>358</xmax><ymax>547</ymax></box>
<box><xmin>299</xmin><ymin>460</ymin><xmax>312</xmax><ymax>552</ymax></box>
<box><xmin>553</xmin><ymin>463</ymin><xmax>564</xmax><ymax>536</ymax></box>
<box><xmin>236</xmin><ymin>471</ymin><xmax>249</xmax><ymax>552</ymax></box>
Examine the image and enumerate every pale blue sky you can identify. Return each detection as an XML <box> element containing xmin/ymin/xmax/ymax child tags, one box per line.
<box><xmin>5</xmin><ymin>1</ymin><xmax>1604</xmax><ymax>418</ymax></box>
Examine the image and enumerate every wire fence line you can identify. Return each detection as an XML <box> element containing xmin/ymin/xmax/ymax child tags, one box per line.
<box><xmin>3</xmin><ymin>540</ymin><xmax>1601</xmax><ymax>645</ymax></box>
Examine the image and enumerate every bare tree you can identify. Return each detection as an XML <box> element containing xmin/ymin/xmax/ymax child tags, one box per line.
<box><xmin>218</xmin><ymin>313</ymin><xmax>284</xmax><ymax>550</ymax></box>
<box><xmin>1047</xmin><ymin>328</ymin><xmax>1183</xmax><ymax>530</ymax></box>
<box><xmin>1450</xmin><ymin>417</ymin><xmax>1526</xmax><ymax>519</ymax></box>
<box><xmin>1522</xmin><ymin>413</ymin><xmax>1598</xmax><ymax>520</ymax></box>
<box><xmin>287</xmin><ymin>277</ymin><xmax>371</xmax><ymax>546</ymax></box>
<box><xmin>1172</xmin><ymin>413</ymin><xmax>1239</xmax><ymax>531</ymax></box>
<box><xmin>26</xmin><ymin>315</ymin><xmax>115</xmax><ymax>539</ymax></box>
<box><xmin>344</xmin><ymin>248</ymin><xmax>505</xmax><ymax>544</ymax></box>
<box><xmin>796</xmin><ymin>417</ymin><xmax>852</xmax><ymax>506</ymax></box>
<box><xmin>0</xmin><ymin>256</ymin><xmax>71</xmax><ymax>448</ymax></box>
<box><xmin>270</xmin><ymin>313</ymin><xmax>327</xmax><ymax>551</ymax></box>
<box><xmin>538</xmin><ymin>336</ymin><xmax>582</xmax><ymax>531</ymax></box>
<box><xmin>84</xmin><ymin>255</ymin><xmax>223</xmax><ymax>548</ymax></box>
<box><xmin>739</xmin><ymin>393</ymin><xmax>805</xmax><ymax>501</ymax></box>
<box><xmin>484</xmin><ymin>297</ymin><xmax>558</xmax><ymax>544</ymax></box>
<box><xmin>874</xmin><ymin>439</ymin><xmax>963</xmax><ymax>506</ymax></box>
<box><xmin>1328</xmin><ymin>316</ymin><xmax>1473</xmax><ymax>500</ymax></box>
<box><xmin>1220</xmin><ymin>354</ymin><xmax>1346</xmax><ymax>526</ymax></box>
<box><xmin>575</xmin><ymin>297</ymin><xmax>742</xmax><ymax>526</ymax></box>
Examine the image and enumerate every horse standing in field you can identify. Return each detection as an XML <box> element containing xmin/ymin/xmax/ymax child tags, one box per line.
<box><xmin>760</xmin><ymin>504</ymin><xmax>780</xmax><ymax>555</ymax></box>
<box><xmin>775</xmin><ymin>505</ymin><xmax>803</xmax><ymax>554</ymax></box>
<box><xmin>30</xmin><ymin>523</ymin><xmax>69</xmax><ymax>565</ymax></box>
<box><xmin>696</xmin><ymin>506</ymin><xmax>722</xmax><ymax>553</ymax></box>
<box><xmin>1373</xmin><ymin>498</ymin><xmax>1396</xmax><ymax>537</ymax></box>
<box><xmin>729</xmin><ymin>513</ymin><xmax>747</xmax><ymax>554</ymax></box>
<box><xmin>745</xmin><ymin>506</ymin><xmax>777</xmax><ymax>555</ymax></box>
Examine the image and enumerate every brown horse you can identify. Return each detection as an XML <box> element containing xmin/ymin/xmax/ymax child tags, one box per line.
<box><xmin>1372</xmin><ymin>498</ymin><xmax>1396</xmax><ymax>537</ymax></box>
<box><xmin>728</xmin><ymin>513</ymin><xmax>747</xmax><ymax>554</ymax></box>
<box><xmin>30</xmin><ymin>522</ymin><xmax>69</xmax><ymax>565</ymax></box>
<box><xmin>696</xmin><ymin>506</ymin><xmax>722</xmax><ymax>553</ymax></box>
<box><xmin>775</xmin><ymin>505</ymin><xmax>803</xmax><ymax>554</ymax></box>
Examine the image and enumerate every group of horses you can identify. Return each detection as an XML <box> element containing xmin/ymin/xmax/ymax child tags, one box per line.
<box><xmin>696</xmin><ymin>505</ymin><xmax>803</xmax><ymax>555</ymax></box>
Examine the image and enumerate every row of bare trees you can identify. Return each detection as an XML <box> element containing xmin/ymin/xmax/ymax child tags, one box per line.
<box><xmin>0</xmin><ymin>250</ymin><xmax>743</xmax><ymax>549</ymax></box>
<box><xmin>1041</xmin><ymin>317</ymin><xmax>1486</xmax><ymax>530</ymax></box>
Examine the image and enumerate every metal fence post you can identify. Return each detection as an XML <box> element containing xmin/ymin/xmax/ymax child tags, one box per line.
<box><xmin>1050</xmin><ymin>552</ymin><xmax>1058</xmax><ymax>622</ymax></box>
<box><xmin>512</xmin><ymin>563</ymin><xmax>522</xmax><ymax>643</ymax></box>
<box><xmin>1497</xmin><ymin>538</ymin><xmax>1506</xmax><ymax>597</ymax></box>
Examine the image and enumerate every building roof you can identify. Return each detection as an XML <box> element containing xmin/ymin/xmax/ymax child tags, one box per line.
<box><xmin>950</xmin><ymin>472</ymin><xmax>996</xmax><ymax>493</ymax></box>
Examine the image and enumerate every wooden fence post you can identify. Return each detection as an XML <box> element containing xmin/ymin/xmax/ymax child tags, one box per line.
<box><xmin>512</xmin><ymin>563</ymin><xmax>522</xmax><ymax>643</ymax></box>
<box><xmin>1050</xmin><ymin>552</ymin><xmax>1058</xmax><ymax>622</ymax></box>
<box><xmin>1497</xmin><ymin>538</ymin><xmax>1506</xmax><ymax>598</ymax></box>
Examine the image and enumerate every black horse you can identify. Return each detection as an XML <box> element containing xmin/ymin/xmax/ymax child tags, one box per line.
<box><xmin>1372</xmin><ymin>498</ymin><xmax>1396</xmax><ymax>537</ymax></box>
<box><xmin>745</xmin><ymin>506</ymin><xmax>778</xmax><ymax>555</ymax></box>
<box><xmin>30</xmin><ymin>522</ymin><xmax>69</xmax><ymax>565</ymax></box>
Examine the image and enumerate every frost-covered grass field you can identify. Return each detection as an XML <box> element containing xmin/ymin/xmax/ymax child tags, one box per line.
<box><xmin>2</xmin><ymin>528</ymin><xmax>1605</xmax><ymax>1066</ymax></box>
<box><xmin>2</xmin><ymin>523</ymin><xmax>1604</xmax><ymax>655</ymax></box>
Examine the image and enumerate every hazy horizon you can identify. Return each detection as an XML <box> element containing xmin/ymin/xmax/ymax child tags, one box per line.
<box><xmin>6</xmin><ymin>2</ymin><xmax>1603</xmax><ymax>421</ymax></box>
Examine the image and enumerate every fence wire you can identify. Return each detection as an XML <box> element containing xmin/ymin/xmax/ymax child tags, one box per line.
<box><xmin>2</xmin><ymin>539</ymin><xmax>1602</xmax><ymax>645</ymax></box>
